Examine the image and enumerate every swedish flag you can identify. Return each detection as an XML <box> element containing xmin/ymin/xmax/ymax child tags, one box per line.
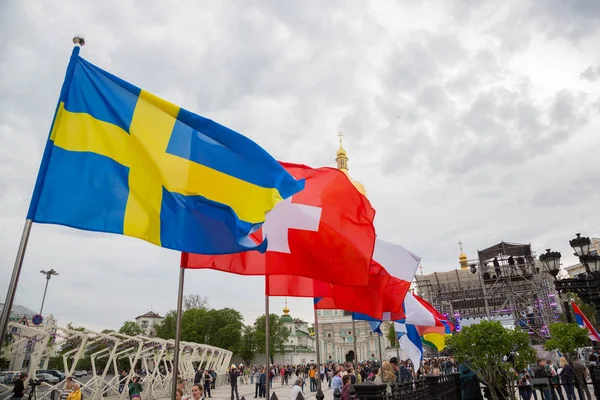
<box><xmin>27</xmin><ymin>46</ymin><xmax>303</xmax><ymax>254</ymax></box>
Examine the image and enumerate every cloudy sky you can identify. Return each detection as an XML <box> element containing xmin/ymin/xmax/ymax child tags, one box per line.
<box><xmin>1</xmin><ymin>1</ymin><xmax>600</xmax><ymax>332</ymax></box>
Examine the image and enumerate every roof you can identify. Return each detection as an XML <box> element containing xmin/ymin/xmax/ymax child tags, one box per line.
<box><xmin>0</xmin><ymin>303</ymin><xmax>37</xmax><ymax>317</ymax></box>
<box><xmin>414</xmin><ymin>268</ymin><xmax>479</xmax><ymax>287</ymax></box>
<box><xmin>135</xmin><ymin>311</ymin><xmax>163</xmax><ymax>320</ymax></box>
<box><xmin>477</xmin><ymin>241</ymin><xmax>532</xmax><ymax>262</ymax></box>
<box><xmin>280</xmin><ymin>315</ymin><xmax>294</xmax><ymax>323</ymax></box>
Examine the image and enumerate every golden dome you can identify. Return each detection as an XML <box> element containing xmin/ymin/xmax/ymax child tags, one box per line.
<box><xmin>283</xmin><ymin>301</ymin><xmax>290</xmax><ymax>315</ymax></box>
<box><xmin>335</xmin><ymin>132</ymin><xmax>367</xmax><ymax>197</ymax></box>
<box><xmin>458</xmin><ymin>241</ymin><xmax>469</xmax><ymax>270</ymax></box>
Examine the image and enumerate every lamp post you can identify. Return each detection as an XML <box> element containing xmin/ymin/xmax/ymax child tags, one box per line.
<box><xmin>539</xmin><ymin>249</ymin><xmax>572</xmax><ymax>322</ymax></box>
<box><xmin>542</xmin><ymin>234</ymin><xmax>600</xmax><ymax>325</ymax></box>
<box><xmin>39</xmin><ymin>269</ymin><xmax>58</xmax><ymax>315</ymax></box>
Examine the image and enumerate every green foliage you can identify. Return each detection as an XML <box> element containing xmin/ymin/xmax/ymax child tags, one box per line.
<box><xmin>446</xmin><ymin>320</ymin><xmax>536</xmax><ymax>399</ymax></box>
<box><xmin>387</xmin><ymin>323</ymin><xmax>397</xmax><ymax>347</ymax></box>
<box><xmin>155</xmin><ymin>311</ymin><xmax>177</xmax><ymax>339</ymax></box>
<box><xmin>253</xmin><ymin>313</ymin><xmax>290</xmax><ymax>364</ymax></box>
<box><xmin>118</xmin><ymin>321</ymin><xmax>144</xmax><ymax>336</ymax></box>
<box><xmin>155</xmin><ymin>307</ymin><xmax>244</xmax><ymax>353</ymax></box>
<box><xmin>239</xmin><ymin>325</ymin><xmax>256</xmax><ymax>365</ymax></box>
<box><xmin>544</xmin><ymin>323</ymin><xmax>590</xmax><ymax>355</ymax></box>
<box><xmin>66</xmin><ymin>322</ymin><xmax>85</xmax><ymax>332</ymax></box>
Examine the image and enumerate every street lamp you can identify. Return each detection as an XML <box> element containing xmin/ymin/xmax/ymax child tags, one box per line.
<box><xmin>539</xmin><ymin>249</ymin><xmax>572</xmax><ymax>322</ymax></box>
<box><xmin>570</xmin><ymin>233</ymin><xmax>591</xmax><ymax>258</ymax></box>
<box><xmin>39</xmin><ymin>269</ymin><xmax>59</xmax><ymax>315</ymax></box>
<box><xmin>540</xmin><ymin>249</ymin><xmax>562</xmax><ymax>279</ymax></box>
<box><xmin>544</xmin><ymin>234</ymin><xmax>600</xmax><ymax>326</ymax></box>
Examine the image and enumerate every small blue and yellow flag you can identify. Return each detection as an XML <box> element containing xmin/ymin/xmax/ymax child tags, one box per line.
<box><xmin>27</xmin><ymin>46</ymin><xmax>303</xmax><ymax>254</ymax></box>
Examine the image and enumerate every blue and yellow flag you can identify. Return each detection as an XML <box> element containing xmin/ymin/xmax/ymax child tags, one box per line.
<box><xmin>27</xmin><ymin>46</ymin><xmax>303</xmax><ymax>254</ymax></box>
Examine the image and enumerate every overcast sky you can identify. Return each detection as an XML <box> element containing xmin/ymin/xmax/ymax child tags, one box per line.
<box><xmin>1</xmin><ymin>1</ymin><xmax>600</xmax><ymax>332</ymax></box>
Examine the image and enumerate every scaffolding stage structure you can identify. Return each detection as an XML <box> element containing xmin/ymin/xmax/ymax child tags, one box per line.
<box><xmin>415</xmin><ymin>241</ymin><xmax>559</xmax><ymax>339</ymax></box>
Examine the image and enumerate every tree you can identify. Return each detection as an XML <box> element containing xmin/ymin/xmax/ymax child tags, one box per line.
<box><xmin>119</xmin><ymin>321</ymin><xmax>144</xmax><ymax>336</ymax></box>
<box><xmin>253</xmin><ymin>313</ymin><xmax>290</xmax><ymax>364</ymax></box>
<box><xmin>386</xmin><ymin>323</ymin><xmax>397</xmax><ymax>347</ymax></box>
<box><xmin>239</xmin><ymin>325</ymin><xmax>256</xmax><ymax>365</ymax></box>
<box><xmin>155</xmin><ymin>308</ymin><xmax>244</xmax><ymax>353</ymax></box>
<box><xmin>184</xmin><ymin>294</ymin><xmax>209</xmax><ymax>311</ymax></box>
<box><xmin>544</xmin><ymin>323</ymin><xmax>590</xmax><ymax>356</ymax></box>
<box><xmin>155</xmin><ymin>311</ymin><xmax>177</xmax><ymax>339</ymax></box>
<box><xmin>446</xmin><ymin>320</ymin><xmax>536</xmax><ymax>400</ymax></box>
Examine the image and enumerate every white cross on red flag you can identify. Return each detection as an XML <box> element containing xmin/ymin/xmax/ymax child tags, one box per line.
<box><xmin>181</xmin><ymin>162</ymin><xmax>376</xmax><ymax>287</ymax></box>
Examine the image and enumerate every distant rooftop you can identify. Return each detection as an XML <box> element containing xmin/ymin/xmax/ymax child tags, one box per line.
<box><xmin>0</xmin><ymin>303</ymin><xmax>37</xmax><ymax>317</ymax></box>
<box><xmin>135</xmin><ymin>311</ymin><xmax>163</xmax><ymax>320</ymax></box>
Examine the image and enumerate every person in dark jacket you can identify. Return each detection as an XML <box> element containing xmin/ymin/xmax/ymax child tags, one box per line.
<box><xmin>559</xmin><ymin>357</ymin><xmax>576</xmax><ymax>400</ymax></box>
<box><xmin>258</xmin><ymin>368</ymin><xmax>267</xmax><ymax>398</ymax></box>
<box><xmin>12</xmin><ymin>373</ymin><xmax>28</xmax><ymax>400</ymax></box>
<box><xmin>229</xmin><ymin>365</ymin><xmax>240</xmax><ymax>400</ymax></box>
<box><xmin>573</xmin><ymin>359</ymin><xmax>591</xmax><ymax>400</ymax></box>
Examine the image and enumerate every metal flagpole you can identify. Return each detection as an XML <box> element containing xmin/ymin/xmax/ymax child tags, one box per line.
<box><xmin>265</xmin><ymin>277</ymin><xmax>271</xmax><ymax>400</ymax></box>
<box><xmin>1</xmin><ymin>36</ymin><xmax>85</xmax><ymax>346</ymax></box>
<box><xmin>352</xmin><ymin>318</ymin><xmax>358</xmax><ymax>366</ymax></box>
<box><xmin>313</xmin><ymin>306</ymin><xmax>322</xmax><ymax>392</ymax></box>
<box><xmin>377</xmin><ymin>333</ymin><xmax>383</xmax><ymax>363</ymax></box>
<box><xmin>170</xmin><ymin>267</ymin><xmax>186</xmax><ymax>400</ymax></box>
<box><xmin>0</xmin><ymin>219</ymin><xmax>33</xmax><ymax>347</ymax></box>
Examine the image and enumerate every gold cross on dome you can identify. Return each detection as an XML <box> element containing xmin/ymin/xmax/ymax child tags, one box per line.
<box><xmin>337</xmin><ymin>132</ymin><xmax>344</xmax><ymax>145</ymax></box>
<box><xmin>458</xmin><ymin>240</ymin><xmax>464</xmax><ymax>253</ymax></box>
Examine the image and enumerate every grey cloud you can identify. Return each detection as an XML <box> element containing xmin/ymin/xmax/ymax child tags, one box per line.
<box><xmin>580</xmin><ymin>65</ymin><xmax>600</xmax><ymax>82</ymax></box>
<box><xmin>1</xmin><ymin>0</ymin><xmax>600</xmax><ymax>331</ymax></box>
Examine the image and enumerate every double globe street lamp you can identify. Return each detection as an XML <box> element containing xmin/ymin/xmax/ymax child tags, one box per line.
<box><xmin>539</xmin><ymin>233</ymin><xmax>600</xmax><ymax>324</ymax></box>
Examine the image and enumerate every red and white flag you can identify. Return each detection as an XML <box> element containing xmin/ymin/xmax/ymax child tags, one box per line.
<box><xmin>181</xmin><ymin>162</ymin><xmax>376</xmax><ymax>287</ymax></box>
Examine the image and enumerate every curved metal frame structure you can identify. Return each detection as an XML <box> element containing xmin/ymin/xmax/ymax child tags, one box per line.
<box><xmin>0</xmin><ymin>320</ymin><xmax>232</xmax><ymax>400</ymax></box>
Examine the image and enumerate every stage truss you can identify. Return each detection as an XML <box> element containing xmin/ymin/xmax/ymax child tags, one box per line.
<box><xmin>415</xmin><ymin>241</ymin><xmax>559</xmax><ymax>339</ymax></box>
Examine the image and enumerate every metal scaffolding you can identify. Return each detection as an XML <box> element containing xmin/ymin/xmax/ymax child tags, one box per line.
<box><xmin>415</xmin><ymin>241</ymin><xmax>559</xmax><ymax>339</ymax></box>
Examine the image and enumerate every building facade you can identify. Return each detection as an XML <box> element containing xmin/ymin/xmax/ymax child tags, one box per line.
<box><xmin>134</xmin><ymin>311</ymin><xmax>163</xmax><ymax>337</ymax></box>
<box><xmin>279</xmin><ymin>303</ymin><xmax>316</xmax><ymax>364</ymax></box>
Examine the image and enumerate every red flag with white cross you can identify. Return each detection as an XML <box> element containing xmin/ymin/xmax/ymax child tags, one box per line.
<box><xmin>181</xmin><ymin>162</ymin><xmax>376</xmax><ymax>287</ymax></box>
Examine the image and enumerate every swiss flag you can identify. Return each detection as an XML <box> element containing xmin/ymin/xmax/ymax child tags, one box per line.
<box><xmin>181</xmin><ymin>162</ymin><xmax>376</xmax><ymax>287</ymax></box>
<box><xmin>268</xmin><ymin>261</ymin><xmax>403</xmax><ymax>319</ymax></box>
<box><xmin>267</xmin><ymin>240</ymin><xmax>415</xmax><ymax>319</ymax></box>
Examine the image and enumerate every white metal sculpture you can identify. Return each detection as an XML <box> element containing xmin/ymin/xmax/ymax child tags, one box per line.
<box><xmin>0</xmin><ymin>319</ymin><xmax>233</xmax><ymax>400</ymax></box>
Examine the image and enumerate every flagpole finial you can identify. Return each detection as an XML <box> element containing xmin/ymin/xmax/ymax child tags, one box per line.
<box><xmin>72</xmin><ymin>36</ymin><xmax>85</xmax><ymax>47</ymax></box>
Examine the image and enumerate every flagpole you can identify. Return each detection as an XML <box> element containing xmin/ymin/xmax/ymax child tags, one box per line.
<box><xmin>265</xmin><ymin>277</ymin><xmax>271</xmax><ymax>400</ymax></box>
<box><xmin>1</xmin><ymin>36</ymin><xmax>86</xmax><ymax>347</ymax></box>
<box><xmin>352</xmin><ymin>318</ymin><xmax>358</xmax><ymax>366</ymax></box>
<box><xmin>0</xmin><ymin>219</ymin><xmax>33</xmax><ymax>346</ymax></box>
<box><xmin>377</xmin><ymin>333</ymin><xmax>382</xmax><ymax>363</ymax></box>
<box><xmin>170</xmin><ymin>267</ymin><xmax>185</xmax><ymax>400</ymax></box>
<box><xmin>313</xmin><ymin>306</ymin><xmax>322</xmax><ymax>393</ymax></box>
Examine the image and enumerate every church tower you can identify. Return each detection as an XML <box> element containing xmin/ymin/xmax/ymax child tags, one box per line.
<box><xmin>335</xmin><ymin>132</ymin><xmax>367</xmax><ymax>197</ymax></box>
<box><xmin>458</xmin><ymin>241</ymin><xmax>469</xmax><ymax>270</ymax></box>
<box><xmin>315</xmin><ymin>134</ymin><xmax>395</xmax><ymax>364</ymax></box>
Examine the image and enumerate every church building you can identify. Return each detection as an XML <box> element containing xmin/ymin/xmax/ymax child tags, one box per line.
<box><xmin>316</xmin><ymin>136</ymin><xmax>397</xmax><ymax>363</ymax></box>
